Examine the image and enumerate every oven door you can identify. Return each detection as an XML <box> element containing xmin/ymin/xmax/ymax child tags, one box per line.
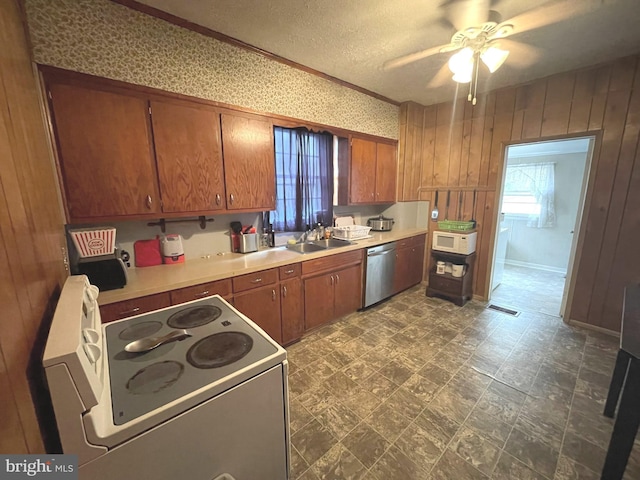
<box><xmin>79</xmin><ymin>365</ymin><xmax>289</xmax><ymax>480</ymax></box>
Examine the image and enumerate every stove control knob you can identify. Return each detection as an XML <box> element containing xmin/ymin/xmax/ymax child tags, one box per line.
<box><xmin>83</xmin><ymin>328</ymin><xmax>99</xmax><ymax>344</ymax></box>
<box><xmin>83</xmin><ymin>343</ymin><xmax>101</xmax><ymax>364</ymax></box>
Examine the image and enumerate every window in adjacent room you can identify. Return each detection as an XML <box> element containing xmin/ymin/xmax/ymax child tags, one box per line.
<box><xmin>502</xmin><ymin>162</ymin><xmax>556</xmax><ymax>228</ymax></box>
<box><xmin>272</xmin><ymin>127</ymin><xmax>334</xmax><ymax>232</ymax></box>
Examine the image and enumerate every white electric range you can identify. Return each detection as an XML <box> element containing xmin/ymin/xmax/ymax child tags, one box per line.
<box><xmin>43</xmin><ymin>275</ymin><xmax>290</xmax><ymax>480</ymax></box>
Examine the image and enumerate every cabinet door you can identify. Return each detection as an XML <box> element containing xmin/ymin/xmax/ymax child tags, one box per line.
<box><xmin>234</xmin><ymin>285</ymin><xmax>282</xmax><ymax>344</ymax></box>
<box><xmin>393</xmin><ymin>245</ymin><xmax>412</xmax><ymax>294</ymax></box>
<box><xmin>334</xmin><ymin>264</ymin><xmax>362</xmax><ymax>319</ymax></box>
<box><xmin>49</xmin><ymin>83</ymin><xmax>159</xmax><ymax>220</ymax></box>
<box><xmin>349</xmin><ymin>137</ymin><xmax>377</xmax><ymax>204</ymax></box>
<box><xmin>304</xmin><ymin>273</ymin><xmax>335</xmax><ymax>331</ymax></box>
<box><xmin>221</xmin><ymin>113</ymin><xmax>275</xmax><ymax>210</ymax></box>
<box><xmin>408</xmin><ymin>240</ymin><xmax>426</xmax><ymax>287</ymax></box>
<box><xmin>281</xmin><ymin>278</ymin><xmax>303</xmax><ymax>345</ymax></box>
<box><xmin>375</xmin><ymin>142</ymin><xmax>397</xmax><ymax>203</ymax></box>
<box><xmin>151</xmin><ymin>101</ymin><xmax>225</xmax><ymax>213</ymax></box>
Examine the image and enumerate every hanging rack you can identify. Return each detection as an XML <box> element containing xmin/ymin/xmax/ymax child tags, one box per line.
<box><xmin>147</xmin><ymin>216</ymin><xmax>214</xmax><ymax>233</ymax></box>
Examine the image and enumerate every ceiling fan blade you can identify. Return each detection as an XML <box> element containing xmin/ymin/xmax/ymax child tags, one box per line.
<box><xmin>443</xmin><ymin>0</ymin><xmax>491</xmax><ymax>32</ymax></box>
<box><xmin>427</xmin><ymin>63</ymin><xmax>455</xmax><ymax>89</ymax></box>
<box><xmin>502</xmin><ymin>0</ymin><xmax>589</xmax><ymax>36</ymax></box>
<box><xmin>383</xmin><ymin>44</ymin><xmax>452</xmax><ymax>70</ymax></box>
<box><xmin>494</xmin><ymin>39</ymin><xmax>542</xmax><ymax>68</ymax></box>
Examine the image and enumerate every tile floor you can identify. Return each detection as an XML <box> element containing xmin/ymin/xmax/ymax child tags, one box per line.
<box><xmin>286</xmin><ymin>284</ymin><xmax>639</xmax><ymax>479</ymax></box>
<box><xmin>490</xmin><ymin>264</ymin><xmax>566</xmax><ymax>317</ymax></box>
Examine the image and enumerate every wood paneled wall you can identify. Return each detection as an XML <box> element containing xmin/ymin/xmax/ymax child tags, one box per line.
<box><xmin>0</xmin><ymin>0</ymin><xmax>66</xmax><ymax>453</ymax></box>
<box><xmin>398</xmin><ymin>54</ymin><xmax>640</xmax><ymax>332</ymax></box>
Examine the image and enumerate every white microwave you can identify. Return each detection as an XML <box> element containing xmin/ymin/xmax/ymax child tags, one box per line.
<box><xmin>432</xmin><ymin>231</ymin><xmax>477</xmax><ymax>255</ymax></box>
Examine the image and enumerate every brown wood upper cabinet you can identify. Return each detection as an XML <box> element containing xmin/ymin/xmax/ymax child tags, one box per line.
<box><xmin>339</xmin><ymin>136</ymin><xmax>398</xmax><ymax>205</ymax></box>
<box><xmin>151</xmin><ymin>100</ymin><xmax>226</xmax><ymax>213</ymax></box>
<box><xmin>49</xmin><ymin>83</ymin><xmax>160</xmax><ymax>221</ymax></box>
<box><xmin>221</xmin><ymin>113</ymin><xmax>276</xmax><ymax>211</ymax></box>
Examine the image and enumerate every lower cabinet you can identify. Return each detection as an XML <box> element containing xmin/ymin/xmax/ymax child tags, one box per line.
<box><xmin>170</xmin><ymin>278</ymin><xmax>232</xmax><ymax>304</ymax></box>
<box><xmin>99</xmin><ymin>292</ymin><xmax>171</xmax><ymax>323</ymax></box>
<box><xmin>394</xmin><ymin>235</ymin><xmax>426</xmax><ymax>294</ymax></box>
<box><xmin>303</xmin><ymin>251</ymin><xmax>363</xmax><ymax>331</ymax></box>
<box><xmin>280</xmin><ymin>278</ymin><xmax>304</xmax><ymax>345</ymax></box>
<box><xmin>234</xmin><ymin>284</ymin><xmax>282</xmax><ymax>344</ymax></box>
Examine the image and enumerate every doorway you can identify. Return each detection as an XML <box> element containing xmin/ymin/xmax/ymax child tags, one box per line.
<box><xmin>489</xmin><ymin>136</ymin><xmax>594</xmax><ymax>317</ymax></box>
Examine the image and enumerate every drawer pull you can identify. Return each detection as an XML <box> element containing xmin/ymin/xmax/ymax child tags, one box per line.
<box><xmin>251</xmin><ymin>278</ymin><xmax>263</xmax><ymax>284</ymax></box>
<box><xmin>195</xmin><ymin>290</ymin><xmax>210</xmax><ymax>298</ymax></box>
<box><xmin>120</xmin><ymin>307</ymin><xmax>140</xmax><ymax>316</ymax></box>
<box><xmin>284</xmin><ymin>269</ymin><xmax>294</xmax><ymax>275</ymax></box>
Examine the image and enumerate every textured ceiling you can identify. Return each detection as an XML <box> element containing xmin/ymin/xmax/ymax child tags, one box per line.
<box><xmin>136</xmin><ymin>0</ymin><xmax>640</xmax><ymax>106</ymax></box>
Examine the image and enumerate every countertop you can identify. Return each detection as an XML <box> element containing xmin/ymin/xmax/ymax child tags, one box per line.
<box><xmin>98</xmin><ymin>228</ymin><xmax>429</xmax><ymax>306</ymax></box>
<box><xmin>98</xmin><ymin>228</ymin><xmax>428</xmax><ymax>305</ymax></box>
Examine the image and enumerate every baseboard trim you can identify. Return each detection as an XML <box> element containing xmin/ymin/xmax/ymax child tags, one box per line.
<box><xmin>504</xmin><ymin>259</ymin><xmax>567</xmax><ymax>274</ymax></box>
<box><xmin>567</xmin><ymin>319</ymin><xmax>620</xmax><ymax>338</ymax></box>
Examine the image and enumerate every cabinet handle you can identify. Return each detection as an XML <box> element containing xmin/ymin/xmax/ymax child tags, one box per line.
<box><xmin>194</xmin><ymin>290</ymin><xmax>210</xmax><ymax>298</ymax></box>
<box><xmin>330</xmin><ymin>275</ymin><xmax>334</xmax><ymax>286</ymax></box>
<box><xmin>282</xmin><ymin>285</ymin><xmax>287</xmax><ymax>297</ymax></box>
<box><xmin>284</xmin><ymin>269</ymin><xmax>294</xmax><ymax>275</ymax></box>
<box><xmin>335</xmin><ymin>274</ymin><xmax>340</xmax><ymax>284</ymax></box>
<box><xmin>145</xmin><ymin>195</ymin><xmax>153</xmax><ymax>209</ymax></box>
<box><xmin>215</xmin><ymin>194</ymin><xmax>221</xmax><ymax>205</ymax></box>
<box><xmin>251</xmin><ymin>278</ymin><xmax>262</xmax><ymax>284</ymax></box>
<box><xmin>272</xmin><ymin>289</ymin><xmax>276</xmax><ymax>301</ymax></box>
<box><xmin>229</xmin><ymin>193</ymin><xmax>235</xmax><ymax>205</ymax></box>
<box><xmin>120</xmin><ymin>307</ymin><xmax>140</xmax><ymax>317</ymax></box>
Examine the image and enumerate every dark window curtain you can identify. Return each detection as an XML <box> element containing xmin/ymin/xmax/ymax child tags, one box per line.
<box><xmin>273</xmin><ymin>127</ymin><xmax>333</xmax><ymax>232</ymax></box>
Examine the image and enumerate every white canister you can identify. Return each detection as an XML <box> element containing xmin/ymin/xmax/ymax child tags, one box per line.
<box><xmin>451</xmin><ymin>264</ymin><xmax>465</xmax><ymax>277</ymax></box>
<box><xmin>436</xmin><ymin>261</ymin><xmax>445</xmax><ymax>274</ymax></box>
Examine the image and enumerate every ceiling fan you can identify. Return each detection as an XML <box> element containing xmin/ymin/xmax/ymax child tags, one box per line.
<box><xmin>383</xmin><ymin>0</ymin><xmax>586</xmax><ymax>104</ymax></box>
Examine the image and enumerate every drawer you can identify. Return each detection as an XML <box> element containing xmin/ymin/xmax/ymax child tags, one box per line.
<box><xmin>428</xmin><ymin>273</ymin><xmax>463</xmax><ymax>293</ymax></box>
<box><xmin>170</xmin><ymin>279</ymin><xmax>232</xmax><ymax>305</ymax></box>
<box><xmin>100</xmin><ymin>292</ymin><xmax>171</xmax><ymax>323</ymax></box>
<box><xmin>279</xmin><ymin>263</ymin><xmax>300</xmax><ymax>279</ymax></box>
<box><xmin>302</xmin><ymin>250</ymin><xmax>363</xmax><ymax>276</ymax></box>
<box><xmin>233</xmin><ymin>268</ymin><xmax>278</xmax><ymax>293</ymax></box>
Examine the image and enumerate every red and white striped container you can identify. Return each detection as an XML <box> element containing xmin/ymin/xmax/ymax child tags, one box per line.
<box><xmin>69</xmin><ymin>227</ymin><xmax>116</xmax><ymax>258</ymax></box>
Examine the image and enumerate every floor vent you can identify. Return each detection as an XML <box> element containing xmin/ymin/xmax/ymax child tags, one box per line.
<box><xmin>487</xmin><ymin>304</ymin><xmax>520</xmax><ymax>316</ymax></box>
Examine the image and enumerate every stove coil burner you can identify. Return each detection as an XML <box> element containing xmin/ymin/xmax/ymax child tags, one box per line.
<box><xmin>118</xmin><ymin>321</ymin><xmax>163</xmax><ymax>341</ymax></box>
<box><xmin>187</xmin><ymin>332</ymin><xmax>253</xmax><ymax>369</ymax></box>
<box><xmin>126</xmin><ymin>360</ymin><xmax>184</xmax><ymax>395</ymax></box>
<box><xmin>167</xmin><ymin>305</ymin><xmax>222</xmax><ymax>329</ymax></box>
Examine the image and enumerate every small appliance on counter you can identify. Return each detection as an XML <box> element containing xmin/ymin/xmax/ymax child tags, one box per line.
<box><xmin>69</xmin><ymin>226</ymin><xmax>127</xmax><ymax>290</ymax></box>
<box><xmin>230</xmin><ymin>222</ymin><xmax>258</xmax><ymax>253</ymax></box>
<box><xmin>161</xmin><ymin>234</ymin><xmax>185</xmax><ymax>264</ymax></box>
<box><xmin>367</xmin><ymin>214</ymin><xmax>395</xmax><ymax>231</ymax></box>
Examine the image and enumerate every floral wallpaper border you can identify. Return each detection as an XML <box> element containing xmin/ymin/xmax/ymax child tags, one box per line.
<box><xmin>25</xmin><ymin>0</ymin><xmax>399</xmax><ymax>139</ymax></box>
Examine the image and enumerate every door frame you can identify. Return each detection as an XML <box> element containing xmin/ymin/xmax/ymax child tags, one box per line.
<box><xmin>488</xmin><ymin>133</ymin><xmax>598</xmax><ymax>319</ymax></box>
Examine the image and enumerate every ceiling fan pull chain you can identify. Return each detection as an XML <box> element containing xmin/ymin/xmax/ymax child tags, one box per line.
<box><xmin>473</xmin><ymin>52</ymin><xmax>480</xmax><ymax>105</ymax></box>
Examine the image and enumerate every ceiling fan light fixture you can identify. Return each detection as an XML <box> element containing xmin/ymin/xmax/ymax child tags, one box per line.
<box><xmin>480</xmin><ymin>46</ymin><xmax>509</xmax><ymax>73</ymax></box>
<box><xmin>448</xmin><ymin>47</ymin><xmax>473</xmax><ymax>75</ymax></box>
<box><xmin>452</xmin><ymin>70</ymin><xmax>472</xmax><ymax>83</ymax></box>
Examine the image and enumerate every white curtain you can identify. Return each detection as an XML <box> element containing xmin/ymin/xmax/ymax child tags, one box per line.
<box><xmin>505</xmin><ymin>163</ymin><xmax>556</xmax><ymax>228</ymax></box>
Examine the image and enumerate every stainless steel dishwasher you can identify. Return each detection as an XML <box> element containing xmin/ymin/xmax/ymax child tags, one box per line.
<box><xmin>364</xmin><ymin>242</ymin><xmax>397</xmax><ymax>307</ymax></box>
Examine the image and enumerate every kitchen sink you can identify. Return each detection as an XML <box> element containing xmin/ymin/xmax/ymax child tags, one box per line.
<box><xmin>286</xmin><ymin>238</ymin><xmax>353</xmax><ymax>254</ymax></box>
<box><xmin>286</xmin><ymin>243</ymin><xmax>327</xmax><ymax>254</ymax></box>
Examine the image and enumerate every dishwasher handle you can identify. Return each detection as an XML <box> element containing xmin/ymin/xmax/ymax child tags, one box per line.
<box><xmin>367</xmin><ymin>248</ymin><xmax>396</xmax><ymax>257</ymax></box>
